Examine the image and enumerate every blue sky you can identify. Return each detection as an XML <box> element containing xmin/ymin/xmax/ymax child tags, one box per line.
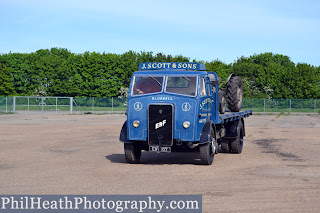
<box><xmin>1</xmin><ymin>0</ymin><xmax>320</xmax><ymax>66</ymax></box>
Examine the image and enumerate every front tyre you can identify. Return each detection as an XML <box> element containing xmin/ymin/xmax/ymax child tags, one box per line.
<box><xmin>199</xmin><ymin>127</ymin><xmax>216</xmax><ymax>165</ymax></box>
<box><xmin>124</xmin><ymin>143</ymin><xmax>141</xmax><ymax>164</ymax></box>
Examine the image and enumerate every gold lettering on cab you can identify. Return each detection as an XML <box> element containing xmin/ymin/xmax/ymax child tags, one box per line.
<box><xmin>141</xmin><ymin>63</ymin><xmax>197</xmax><ymax>70</ymax></box>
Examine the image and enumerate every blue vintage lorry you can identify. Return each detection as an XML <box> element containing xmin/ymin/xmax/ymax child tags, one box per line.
<box><xmin>120</xmin><ymin>62</ymin><xmax>252</xmax><ymax>165</ymax></box>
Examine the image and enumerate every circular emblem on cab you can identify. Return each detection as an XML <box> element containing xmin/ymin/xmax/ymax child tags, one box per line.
<box><xmin>182</xmin><ymin>102</ymin><xmax>191</xmax><ymax>112</ymax></box>
<box><xmin>134</xmin><ymin>102</ymin><xmax>143</xmax><ymax>111</ymax></box>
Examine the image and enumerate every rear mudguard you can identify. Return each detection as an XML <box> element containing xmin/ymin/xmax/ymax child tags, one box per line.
<box><xmin>199</xmin><ymin>121</ymin><xmax>216</xmax><ymax>144</ymax></box>
<box><xmin>225</xmin><ymin>118</ymin><xmax>245</xmax><ymax>138</ymax></box>
<box><xmin>119</xmin><ymin>120</ymin><xmax>131</xmax><ymax>143</ymax></box>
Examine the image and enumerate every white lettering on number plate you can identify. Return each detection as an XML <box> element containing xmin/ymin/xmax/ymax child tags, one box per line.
<box><xmin>155</xmin><ymin>119</ymin><xmax>166</xmax><ymax>129</ymax></box>
<box><xmin>149</xmin><ymin>146</ymin><xmax>171</xmax><ymax>152</ymax></box>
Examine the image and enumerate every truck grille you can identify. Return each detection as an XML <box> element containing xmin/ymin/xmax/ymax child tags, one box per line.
<box><xmin>148</xmin><ymin>105</ymin><xmax>173</xmax><ymax>146</ymax></box>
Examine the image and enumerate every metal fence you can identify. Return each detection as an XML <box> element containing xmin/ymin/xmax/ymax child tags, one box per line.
<box><xmin>0</xmin><ymin>96</ymin><xmax>319</xmax><ymax>114</ymax></box>
<box><xmin>0</xmin><ymin>96</ymin><xmax>73</xmax><ymax>114</ymax></box>
<box><xmin>242</xmin><ymin>99</ymin><xmax>320</xmax><ymax>113</ymax></box>
<box><xmin>73</xmin><ymin>97</ymin><xmax>127</xmax><ymax>114</ymax></box>
<box><xmin>0</xmin><ymin>96</ymin><xmax>127</xmax><ymax>114</ymax></box>
<box><xmin>0</xmin><ymin>96</ymin><xmax>14</xmax><ymax>114</ymax></box>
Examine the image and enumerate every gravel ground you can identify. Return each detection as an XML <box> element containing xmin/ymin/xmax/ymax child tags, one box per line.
<box><xmin>0</xmin><ymin>114</ymin><xmax>320</xmax><ymax>212</ymax></box>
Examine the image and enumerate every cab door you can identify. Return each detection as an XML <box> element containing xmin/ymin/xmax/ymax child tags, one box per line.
<box><xmin>198</xmin><ymin>76</ymin><xmax>209</xmax><ymax>123</ymax></box>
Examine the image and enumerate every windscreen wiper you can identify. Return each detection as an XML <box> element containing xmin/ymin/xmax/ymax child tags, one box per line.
<box><xmin>182</xmin><ymin>75</ymin><xmax>190</xmax><ymax>81</ymax></box>
<box><xmin>148</xmin><ymin>75</ymin><xmax>161</xmax><ymax>85</ymax></box>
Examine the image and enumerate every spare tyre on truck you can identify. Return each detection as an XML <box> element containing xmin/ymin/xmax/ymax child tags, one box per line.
<box><xmin>226</xmin><ymin>74</ymin><xmax>243</xmax><ymax>112</ymax></box>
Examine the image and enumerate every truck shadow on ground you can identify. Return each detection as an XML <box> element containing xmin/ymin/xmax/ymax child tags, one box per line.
<box><xmin>105</xmin><ymin>152</ymin><xmax>204</xmax><ymax>165</ymax></box>
<box><xmin>106</xmin><ymin>147</ymin><xmax>225</xmax><ymax>165</ymax></box>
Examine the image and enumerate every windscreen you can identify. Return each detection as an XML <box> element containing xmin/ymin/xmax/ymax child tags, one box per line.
<box><xmin>132</xmin><ymin>76</ymin><xmax>163</xmax><ymax>96</ymax></box>
<box><xmin>165</xmin><ymin>76</ymin><xmax>197</xmax><ymax>96</ymax></box>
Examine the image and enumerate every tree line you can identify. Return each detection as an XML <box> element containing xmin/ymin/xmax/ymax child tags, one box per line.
<box><xmin>0</xmin><ymin>48</ymin><xmax>319</xmax><ymax>99</ymax></box>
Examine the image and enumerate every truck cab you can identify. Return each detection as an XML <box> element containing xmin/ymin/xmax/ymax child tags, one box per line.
<box><xmin>120</xmin><ymin>62</ymin><xmax>252</xmax><ymax>165</ymax></box>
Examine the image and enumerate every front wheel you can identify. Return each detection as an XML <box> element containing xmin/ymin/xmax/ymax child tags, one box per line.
<box><xmin>199</xmin><ymin>127</ymin><xmax>216</xmax><ymax>165</ymax></box>
<box><xmin>124</xmin><ymin>143</ymin><xmax>141</xmax><ymax>164</ymax></box>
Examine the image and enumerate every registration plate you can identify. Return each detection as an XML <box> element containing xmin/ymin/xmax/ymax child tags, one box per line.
<box><xmin>149</xmin><ymin>146</ymin><xmax>171</xmax><ymax>152</ymax></box>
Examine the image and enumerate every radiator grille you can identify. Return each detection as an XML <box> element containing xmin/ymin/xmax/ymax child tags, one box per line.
<box><xmin>148</xmin><ymin>105</ymin><xmax>173</xmax><ymax>146</ymax></box>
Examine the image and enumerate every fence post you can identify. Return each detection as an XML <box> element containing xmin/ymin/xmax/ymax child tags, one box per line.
<box><xmin>264</xmin><ymin>99</ymin><xmax>265</xmax><ymax>112</ymax></box>
<box><xmin>289</xmin><ymin>99</ymin><xmax>291</xmax><ymax>113</ymax></box>
<box><xmin>112</xmin><ymin>97</ymin><xmax>114</xmax><ymax>113</ymax></box>
<box><xmin>28</xmin><ymin>97</ymin><xmax>30</xmax><ymax>114</ymax></box>
<box><xmin>92</xmin><ymin>97</ymin><xmax>94</xmax><ymax>112</ymax></box>
<box><xmin>56</xmin><ymin>97</ymin><xmax>58</xmax><ymax>114</ymax></box>
<box><xmin>41</xmin><ymin>97</ymin><xmax>44</xmax><ymax>113</ymax></box>
<box><xmin>70</xmin><ymin>97</ymin><xmax>73</xmax><ymax>114</ymax></box>
<box><xmin>6</xmin><ymin>96</ymin><xmax>8</xmax><ymax>113</ymax></box>
<box><xmin>13</xmin><ymin>96</ymin><xmax>16</xmax><ymax>114</ymax></box>
<box><xmin>315</xmin><ymin>99</ymin><xmax>317</xmax><ymax>113</ymax></box>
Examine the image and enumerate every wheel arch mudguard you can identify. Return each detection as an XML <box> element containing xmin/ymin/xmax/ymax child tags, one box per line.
<box><xmin>199</xmin><ymin>121</ymin><xmax>216</xmax><ymax>144</ymax></box>
<box><xmin>119</xmin><ymin>120</ymin><xmax>131</xmax><ymax>143</ymax></box>
<box><xmin>241</xmin><ymin>118</ymin><xmax>245</xmax><ymax>136</ymax></box>
<box><xmin>225</xmin><ymin>118</ymin><xmax>245</xmax><ymax>138</ymax></box>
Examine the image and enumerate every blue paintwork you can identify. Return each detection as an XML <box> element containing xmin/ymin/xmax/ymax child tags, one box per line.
<box><xmin>126</xmin><ymin>63</ymin><xmax>252</xmax><ymax>143</ymax></box>
<box><xmin>218</xmin><ymin>110</ymin><xmax>252</xmax><ymax>124</ymax></box>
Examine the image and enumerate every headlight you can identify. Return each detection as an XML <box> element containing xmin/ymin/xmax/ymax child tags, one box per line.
<box><xmin>133</xmin><ymin>120</ymin><xmax>140</xmax><ymax>128</ymax></box>
<box><xmin>183</xmin><ymin>121</ymin><xmax>190</xmax><ymax>129</ymax></box>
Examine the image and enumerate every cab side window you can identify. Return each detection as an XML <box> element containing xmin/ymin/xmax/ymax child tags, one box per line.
<box><xmin>206</xmin><ymin>79</ymin><xmax>212</xmax><ymax>96</ymax></box>
<box><xmin>208</xmin><ymin>74</ymin><xmax>216</xmax><ymax>94</ymax></box>
<box><xmin>199</xmin><ymin>77</ymin><xmax>206</xmax><ymax>96</ymax></box>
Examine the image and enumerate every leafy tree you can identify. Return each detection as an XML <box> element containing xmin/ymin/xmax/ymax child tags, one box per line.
<box><xmin>172</xmin><ymin>55</ymin><xmax>189</xmax><ymax>62</ymax></box>
<box><xmin>0</xmin><ymin>49</ymin><xmax>319</xmax><ymax>99</ymax></box>
<box><xmin>294</xmin><ymin>63</ymin><xmax>320</xmax><ymax>99</ymax></box>
<box><xmin>205</xmin><ymin>60</ymin><xmax>233</xmax><ymax>83</ymax></box>
<box><xmin>232</xmin><ymin>53</ymin><xmax>298</xmax><ymax>99</ymax></box>
<box><xmin>0</xmin><ymin>63</ymin><xmax>15</xmax><ymax>95</ymax></box>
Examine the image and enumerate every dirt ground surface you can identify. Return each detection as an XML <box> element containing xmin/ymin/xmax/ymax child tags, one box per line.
<box><xmin>1</xmin><ymin>114</ymin><xmax>320</xmax><ymax>212</ymax></box>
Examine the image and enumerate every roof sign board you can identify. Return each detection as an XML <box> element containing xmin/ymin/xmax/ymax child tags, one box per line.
<box><xmin>139</xmin><ymin>62</ymin><xmax>206</xmax><ymax>71</ymax></box>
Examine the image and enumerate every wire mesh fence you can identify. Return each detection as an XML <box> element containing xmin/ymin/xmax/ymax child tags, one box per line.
<box><xmin>73</xmin><ymin>97</ymin><xmax>127</xmax><ymax>114</ymax></box>
<box><xmin>0</xmin><ymin>96</ymin><xmax>319</xmax><ymax>114</ymax></box>
<box><xmin>242</xmin><ymin>99</ymin><xmax>320</xmax><ymax>113</ymax></box>
<box><xmin>0</xmin><ymin>96</ymin><xmax>73</xmax><ymax>114</ymax></box>
<box><xmin>0</xmin><ymin>96</ymin><xmax>14</xmax><ymax>113</ymax></box>
<box><xmin>0</xmin><ymin>96</ymin><xmax>127</xmax><ymax>114</ymax></box>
